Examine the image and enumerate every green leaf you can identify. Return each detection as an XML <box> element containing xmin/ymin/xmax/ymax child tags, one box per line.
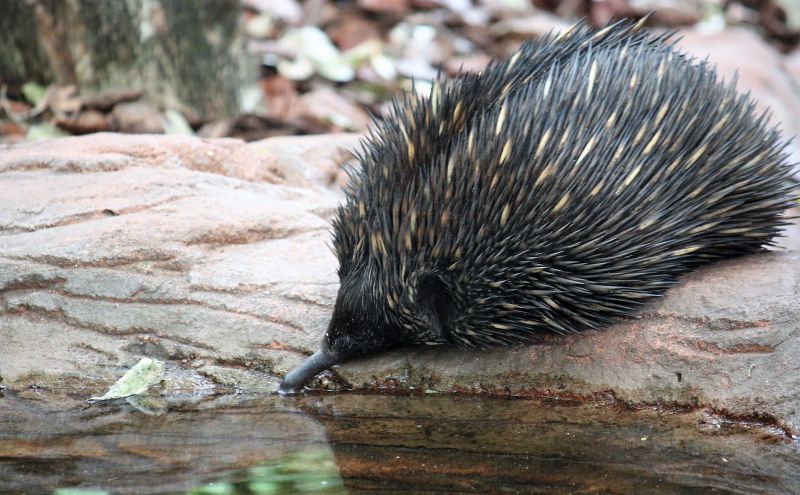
<box><xmin>187</xmin><ymin>482</ymin><xmax>233</xmax><ymax>495</ymax></box>
<box><xmin>89</xmin><ymin>357</ymin><xmax>165</xmax><ymax>402</ymax></box>
<box><xmin>246</xmin><ymin>481</ymin><xmax>280</xmax><ymax>495</ymax></box>
<box><xmin>26</xmin><ymin>123</ymin><xmax>68</xmax><ymax>142</ymax></box>
<box><xmin>21</xmin><ymin>82</ymin><xmax>47</xmax><ymax>105</ymax></box>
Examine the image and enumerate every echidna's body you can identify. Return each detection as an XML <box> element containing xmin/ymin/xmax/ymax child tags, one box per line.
<box><xmin>279</xmin><ymin>19</ymin><xmax>797</xmax><ymax>394</ymax></box>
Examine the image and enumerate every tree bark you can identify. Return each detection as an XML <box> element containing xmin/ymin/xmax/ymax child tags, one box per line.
<box><xmin>0</xmin><ymin>0</ymin><xmax>258</xmax><ymax>120</ymax></box>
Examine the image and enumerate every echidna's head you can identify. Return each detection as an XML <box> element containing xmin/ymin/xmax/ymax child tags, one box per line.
<box><xmin>277</xmin><ymin>267</ymin><xmax>411</xmax><ymax>395</ymax></box>
<box><xmin>325</xmin><ymin>271</ymin><xmax>406</xmax><ymax>360</ymax></box>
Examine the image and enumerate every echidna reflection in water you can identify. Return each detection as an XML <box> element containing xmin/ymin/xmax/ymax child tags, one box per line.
<box><xmin>278</xmin><ymin>18</ymin><xmax>797</xmax><ymax>394</ymax></box>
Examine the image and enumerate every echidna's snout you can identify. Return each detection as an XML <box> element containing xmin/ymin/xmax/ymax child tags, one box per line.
<box><xmin>278</xmin><ymin>278</ymin><xmax>408</xmax><ymax>394</ymax></box>
<box><xmin>278</xmin><ymin>348</ymin><xmax>338</xmax><ymax>395</ymax></box>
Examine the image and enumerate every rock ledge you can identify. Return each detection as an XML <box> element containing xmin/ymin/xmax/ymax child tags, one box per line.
<box><xmin>1</xmin><ymin>133</ymin><xmax>798</xmax><ymax>435</ymax></box>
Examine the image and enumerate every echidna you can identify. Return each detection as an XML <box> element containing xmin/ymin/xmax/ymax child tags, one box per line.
<box><xmin>278</xmin><ymin>18</ymin><xmax>797</xmax><ymax>394</ymax></box>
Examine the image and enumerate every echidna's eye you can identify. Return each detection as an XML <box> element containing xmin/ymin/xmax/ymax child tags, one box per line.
<box><xmin>415</xmin><ymin>272</ymin><xmax>454</xmax><ymax>343</ymax></box>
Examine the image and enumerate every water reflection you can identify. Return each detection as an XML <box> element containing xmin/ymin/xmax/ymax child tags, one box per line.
<box><xmin>307</xmin><ymin>395</ymin><xmax>799</xmax><ymax>494</ymax></box>
<box><xmin>0</xmin><ymin>394</ymin><xmax>334</xmax><ymax>494</ymax></box>
<box><xmin>0</xmin><ymin>393</ymin><xmax>797</xmax><ymax>495</ymax></box>
<box><xmin>186</xmin><ymin>448</ymin><xmax>345</xmax><ymax>495</ymax></box>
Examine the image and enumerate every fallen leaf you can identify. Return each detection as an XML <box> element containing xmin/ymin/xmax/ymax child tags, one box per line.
<box><xmin>163</xmin><ymin>109</ymin><xmax>194</xmax><ymax>136</ymax></box>
<box><xmin>54</xmin><ymin>110</ymin><xmax>110</xmax><ymax>134</ymax></box>
<box><xmin>279</xmin><ymin>26</ymin><xmax>355</xmax><ymax>82</ymax></box>
<box><xmin>26</xmin><ymin>122</ymin><xmax>69</xmax><ymax>141</ymax></box>
<box><xmin>80</xmin><ymin>88</ymin><xmax>143</xmax><ymax>112</ymax></box>
<box><xmin>775</xmin><ymin>0</ymin><xmax>800</xmax><ymax>31</ymax></box>
<box><xmin>89</xmin><ymin>357</ymin><xmax>165</xmax><ymax>402</ymax></box>
<box><xmin>48</xmin><ymin>85</ymin><xmax>81</xmax><ymax>115</ymax></box>
<box><xmin>21</xmin><ymin>82</ymin><xmax>47</xmax><ymax>106</ymax></box>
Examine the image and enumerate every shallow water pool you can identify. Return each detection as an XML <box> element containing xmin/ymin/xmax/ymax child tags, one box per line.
<box><xmin>1</xmin><ymin>392</ymin><xmax>798</xmax><ymax>494</ymax></box>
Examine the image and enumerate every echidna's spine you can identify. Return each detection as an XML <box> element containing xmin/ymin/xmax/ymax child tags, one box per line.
<box><xmin>335</xmin><ymin>18</ymin><xmax>673</xmax><ymax>270</ymax></box>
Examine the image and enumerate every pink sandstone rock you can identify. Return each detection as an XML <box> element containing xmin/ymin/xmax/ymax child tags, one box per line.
<box><xmin>678</xmin><ymin>27</ymin><xmax>800</xmax><ymax>172</ymax></box>
<box><xmin>0</xmin><ymin>98</ymin><xmax>798</xmax><ymax>435</ymax></box>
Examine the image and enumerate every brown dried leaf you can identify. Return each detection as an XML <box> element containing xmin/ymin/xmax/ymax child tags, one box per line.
<box><xmin>80</xmin><ymin>88</ymin><xmax>144</xmax><ymax>112</ymax></box>
<box><xmin>54</xmin><ymin>110</ymin><xmax>110</xmax><ymax>134</ymax></box>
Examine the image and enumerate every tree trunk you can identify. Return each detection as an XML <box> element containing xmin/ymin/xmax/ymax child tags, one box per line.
<box><xmin>0</xmin><ymin>0</ymin><xmax>258</xmax><ymax>120</ymax></box>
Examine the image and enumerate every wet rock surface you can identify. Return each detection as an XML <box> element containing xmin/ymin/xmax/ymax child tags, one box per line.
<box><xmin>1</xmin><ymin>131</ymin><xmax>798</xmax><ymax>438</ymax></box>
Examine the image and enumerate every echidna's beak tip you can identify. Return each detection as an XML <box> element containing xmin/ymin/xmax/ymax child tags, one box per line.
<box><xmin>278</xmin><ymin>349</ymin><xmax>337</xmax><ymax>395</ymax></box>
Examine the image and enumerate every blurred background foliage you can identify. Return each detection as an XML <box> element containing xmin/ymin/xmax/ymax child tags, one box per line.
<box><xmin>0</xmin><ymin>0</ymin><xmax>798</xmax><ymax>143</ymax></box>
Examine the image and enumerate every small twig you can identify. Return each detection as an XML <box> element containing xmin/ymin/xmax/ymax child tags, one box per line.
<box><xmin>0</xmin><ymin>84</ymin><xmax>50</xmax><ymax>124</ymax></box>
